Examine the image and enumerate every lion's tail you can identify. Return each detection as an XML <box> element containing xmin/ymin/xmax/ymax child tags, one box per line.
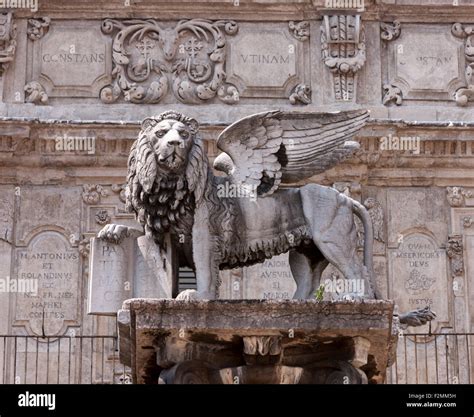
<box><xmin>352</xmin><ymin>200</ymin><xmax>379</xmax><ymax>299</ymax></box>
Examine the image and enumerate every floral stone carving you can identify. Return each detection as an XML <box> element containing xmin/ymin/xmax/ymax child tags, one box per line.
<box><xmin>82</xmin><ymin>184</ymin><xmax>108</xmax><ymax>205</ymax></box>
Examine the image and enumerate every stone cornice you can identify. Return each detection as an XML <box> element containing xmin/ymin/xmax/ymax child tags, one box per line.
<box><xmin>1</xmin><ymin>117</ymin><xmax>474</xmax><ymax>188</ymax></box>
<box><xmin>4</xmin><ymin>1</ymin><xmax>474</xmax><ymax>23</ymax></box>
<box><xmin>1</xmin><ymin>115</ymin><xmax>474</xmax><ymax>129</ymax></box>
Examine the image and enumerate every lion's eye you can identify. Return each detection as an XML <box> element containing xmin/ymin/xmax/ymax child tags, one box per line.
<box><xmin>155</xmin><ymin>130</ymin><xmax>166</xmax><ymax>138</ymax></box>
<box><xmin>180</xmin><ymin>131</ymin><xmax>189</xmax><ymax>139</ymax></box>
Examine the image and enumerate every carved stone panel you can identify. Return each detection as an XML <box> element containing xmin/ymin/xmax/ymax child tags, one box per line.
<box><xmin>30</xmin><ymin>21</ymin><xmax>111</xmax><ymax>97</ymax></box>
<box><xmin>13</xmin><ymin>231</ymin><xmax>80</xmax><ymax>336</ymax></box>
<box><xmin>388</xmin><ymin>232</ymin><xmax>449</xmax><ymax>333</ymax></box>
<box><xmin>226</xmin><ymin>22</ymin><xmax>309</xmax><ymax>98</ymax></box>
<box><xmin>242</xmin><ymin>253</ymin><xmax>296</xmax><ymax>300</ymax></box>
<box><xmin>387</xmin><ymin>25</ymin><xmax>464</xmax><ymax>101</ymax></box>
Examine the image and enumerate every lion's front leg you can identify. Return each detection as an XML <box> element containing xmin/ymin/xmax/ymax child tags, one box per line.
<box><xmin>97</xmin><ymin>223</ymin><xmax>144</xmax><ymax>243</ymax></box>
<box><xmin>176</xmin><ymin>203</ymin><xmax>219</xmax><ymax>301</ymax></box>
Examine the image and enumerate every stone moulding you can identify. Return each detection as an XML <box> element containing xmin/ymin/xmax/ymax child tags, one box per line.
<box><xmin>452</xmin><ymin>23</ymin><xmax>474</xmax><ymax>106</ymax></box>
<box><xmin>0</xmin><ymin>13</ymin><xmax>16</xmax><ymax>77</ymax></box>
<box><xmin>321</xmin><ymin>14</ymin><xmax>365</xmax><ymax>101</ymax></box>
<box><xmin>100</xmin><ymin>18</ymin><xmax>240</xmax><ymax>105</ymax></box>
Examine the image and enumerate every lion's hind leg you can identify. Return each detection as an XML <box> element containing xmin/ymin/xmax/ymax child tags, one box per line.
<box><xmin>289</xmin><ymin>249</ymin><xmax>329</xmax><ymax>299</ymax></box>
<box><xmin>299</xmin><ymin>184</ymin><xmax>373</xmax><ymax>299</ymax></box>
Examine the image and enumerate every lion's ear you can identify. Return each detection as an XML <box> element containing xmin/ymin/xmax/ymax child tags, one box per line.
<box><xmin>141</xmin><ymin>117</ymin><xmax>158</xmax><ymax>131</ymax></box>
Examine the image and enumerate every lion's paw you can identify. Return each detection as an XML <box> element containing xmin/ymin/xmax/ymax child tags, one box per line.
<box><xmin>97</xmin><ymin>224</ymin><xmax>130</xmax><ymax>244</ymax></box>
<box><xmin>176</xmin><ymin>289</ymin><xmax>199</xmax><ymax>301</ymax></box>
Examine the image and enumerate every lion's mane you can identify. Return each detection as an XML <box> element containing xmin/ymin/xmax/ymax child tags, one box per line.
<box><xmin>125</xmin><ymin>111</ymin><xmax>210</xmax><ymax>245</ymax></box>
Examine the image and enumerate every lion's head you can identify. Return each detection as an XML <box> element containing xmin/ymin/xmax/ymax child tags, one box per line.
<box><xmin>125</xmin><ymin>111</ymin><xmax>209</xmax><ymax>242</ymax></box>
<box><xmin>143</xmin><ymin>111</ymin><xmax>198</xmax><ymax>173</ymax></box>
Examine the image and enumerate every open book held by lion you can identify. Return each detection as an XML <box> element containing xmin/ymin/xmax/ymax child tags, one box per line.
<box><xmin>98</xmin><ymin>109</ymin><xmax>380</xmax><ymax>301</ymax></box>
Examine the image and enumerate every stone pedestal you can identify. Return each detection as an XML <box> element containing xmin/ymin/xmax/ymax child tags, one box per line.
<box><xmin>118</xmin><ymin>299</ymin><xmax>398</xmax><ymax>384</ymax></box>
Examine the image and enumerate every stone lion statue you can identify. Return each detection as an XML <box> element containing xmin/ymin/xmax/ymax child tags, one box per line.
<box><xmin>99</xmin><ymin>109</ymin><xmax>381</xmax><ymax>300</ymax></box>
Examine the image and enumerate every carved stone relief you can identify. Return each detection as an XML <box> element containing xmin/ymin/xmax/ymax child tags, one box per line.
<box><xmin>100</xmin><ymin>18</ymin><xmax>239</xmax><ymax>104</ymax></box>
<box><xmin>383</xmin><ymin>83</ymin><xmax>402</xmax><ymax>106</ymax></box>
<box><xmin>24</xmin><ymin>81</ymin><xmax>48</xmax><ymax>104</ymax></box>
<box><xmin>452</xmin><ymin>23</ymin><xmax>474</xmax><ymax>106</ymax></box>
<box><xmin>446</xmin><ymin>186</ymin><xmax>472</xmax><ymax>207</ymax></box>
<box><xmin>289</xmin><ymin>21</ymin><xmax>309</xmax><ymax>41</ymax></box>
<box><xmin>321</xmin><ymin>14</ymin><xmax>365</xmax><ymax>101</ymax></box>
<box><xmin>446</xmin><ymin>234</ymin><xmax>463</xmax><ymax>278</ymax></box>
<box><xmin>27</xmin><ymin>17</ymin><xmax>51</xmax><ymax>41</ymax></box>
<box><xmin>0</xmin><ymin>13</ymin><xmax>16</xmax><ymax>76</ymax></box>
<box><xmin>289</xmin><ymin>83</ymin><xmax>311</xmax><ymax>104</ymax></box>
<box><xmin>380</xmin><ymin>21</ymin><xmax>401</xmax><ymax>42</ymax></box>
<box><xmin>82</xmin><ymin>184</ymin><xmax>108</xmax><ymax>205</ymax></box>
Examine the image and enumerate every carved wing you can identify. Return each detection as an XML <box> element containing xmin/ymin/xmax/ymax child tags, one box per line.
<box><xmin>214</xmin><ymin>109</ymin><xmax>369</xmax><ymax>196</ymax></box>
